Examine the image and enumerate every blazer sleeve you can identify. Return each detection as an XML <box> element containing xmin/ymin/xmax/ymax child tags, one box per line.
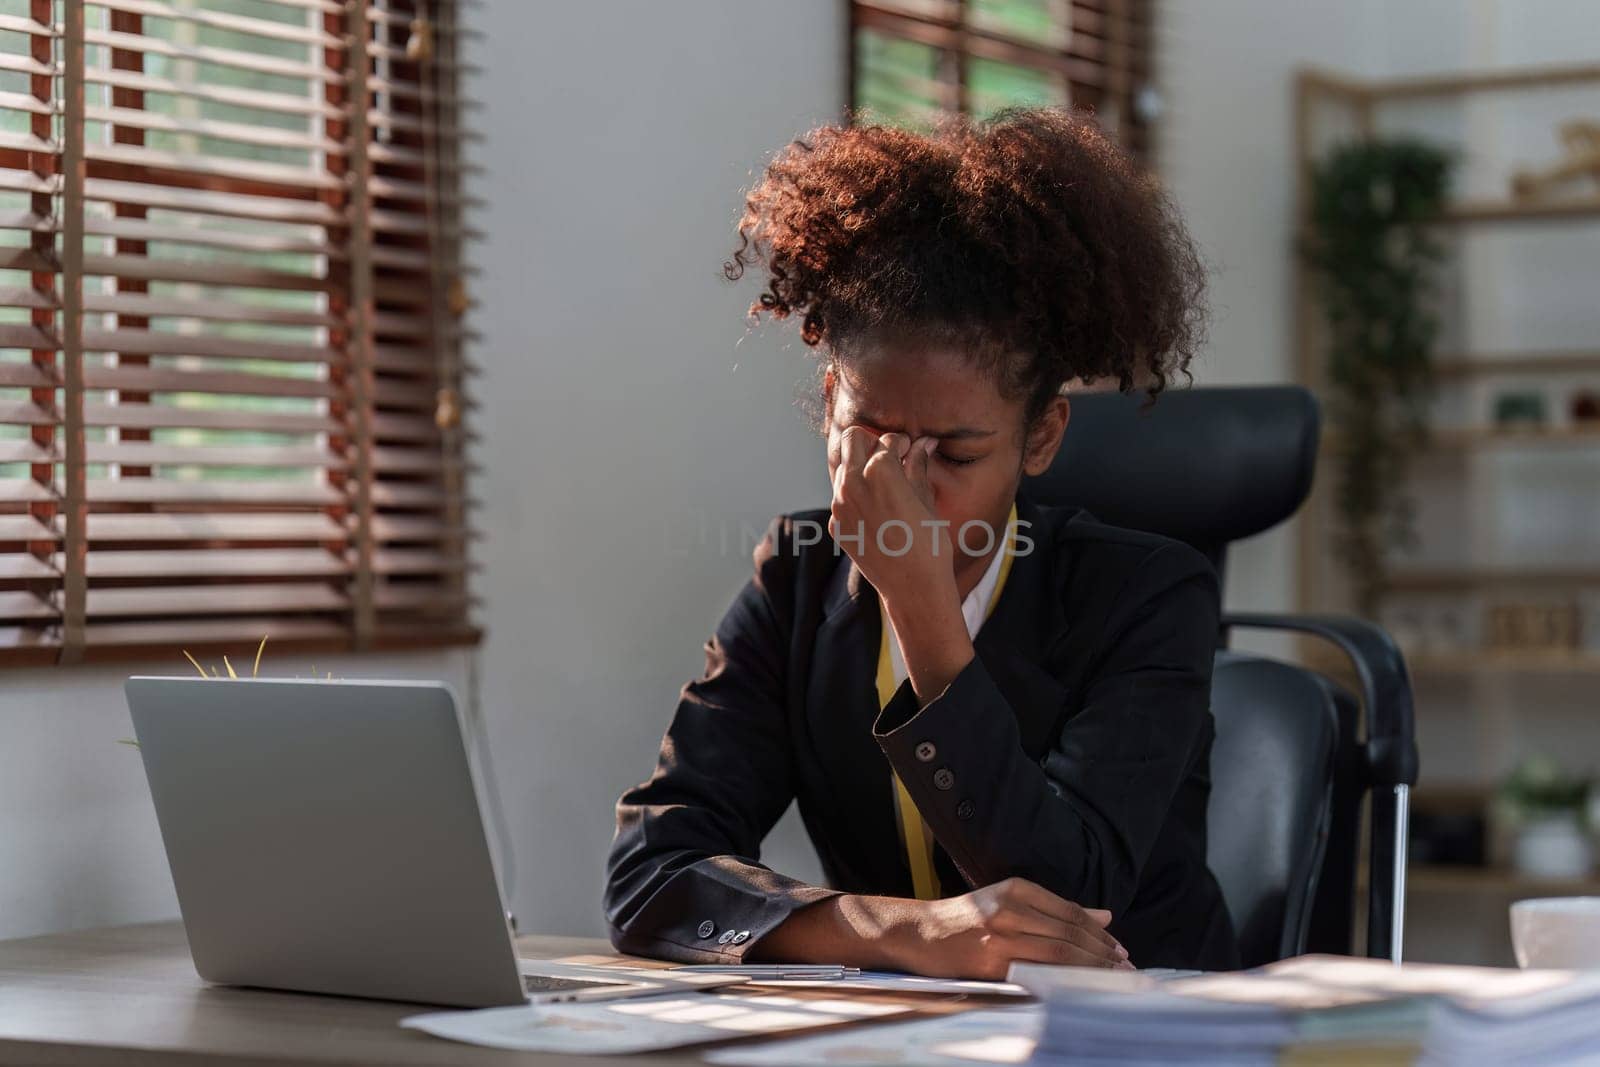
<box><xmin>872</xmin><ymin>540</ymin><xmax>1221</xmax><ymax>917</ymax></box>
<box><xmin>602</xmin><ymin>516</ymin><xmax>843</xmax><ymax>963</ymax></box>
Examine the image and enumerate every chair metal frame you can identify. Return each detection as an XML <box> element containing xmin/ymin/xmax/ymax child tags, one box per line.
<box><xmin>1220</xmin><ymin>612</ymin><xmax>1418</xmax><ymax>960</ymax></box>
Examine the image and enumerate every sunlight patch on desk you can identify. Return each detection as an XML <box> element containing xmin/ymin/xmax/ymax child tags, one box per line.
<box><xmin>403</xmin><ymin>989</ymin><xmax>934</xmax><ymax>1054</ymax></box>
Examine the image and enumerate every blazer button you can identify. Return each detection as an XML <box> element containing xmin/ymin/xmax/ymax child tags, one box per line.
<box><xmin>956</xmin><ymin>798</ymin><xmax>975</xmax><ymax>821</ymax></box>
<box><xmin>732</xmin><ymin>931</ymin><xmax>750</xmax><ymax>944</ymax></box>
<box><xmin>718</xmin><ymin>929</ymin><xmax>736</xmax><ymax>945</ymax></box>
<box><xmin>697</xmin><ymin>920</ymin><xmax>716</xmax><ymax>939</ymax></box>
<box><xmin>914</xmin><ymin>741</ymin><xmax>937</xmax><ymax>762</ymax></box>
<box><xmin>933</xmin><ymin>767</ymin><xmax>955</xmax><ymax>790</ymax></box>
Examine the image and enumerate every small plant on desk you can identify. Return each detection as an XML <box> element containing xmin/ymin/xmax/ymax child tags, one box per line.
<box><xmin>119</xmin><ymin>637</ymin><xmax>336</xmax><ymax>749</ymax></box>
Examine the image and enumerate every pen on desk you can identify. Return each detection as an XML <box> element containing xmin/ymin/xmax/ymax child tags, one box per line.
<box><xmin>671</xmin><ymin>964</ymin><xmax>861</xmax><ymax>979</ymax></box>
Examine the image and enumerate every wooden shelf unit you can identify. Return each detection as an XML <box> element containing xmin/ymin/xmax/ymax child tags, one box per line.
<box><xmin>1433</xmin><ymin>350</ymin><xmax>1600</xmax><ymax>379</ymax></box>
<box><xmin>1384</xmin><ymin>567</ymin><xmax>1600</xmax><ymax>592</ymax></box>
<box><xmin>1409</xmin><ymin>864</ymin><xmax>1600</xmax><ymax>896</ymax></box>
<box><xmin>1292</xmin><ymin>59</ymin><xmax>1600</xmax><ymax>625</ymax></box>
<box><xmin>1323</xmin><ymin>424</ymin><xmax>1600</xmax><ymax>455</ymax></box>
<box><xmin>1291</xmin><ymin>64</ymin><xmax>1600</xmax><ymax>934</ymax></box>
<box><xmin>1422</xmin><ymin>426</ymin><xmax>1600</xmax><ymax>450</ymax></box>
<box><xmin>1306</xmin><ymin>646</ymin><xmax>1600</xmax><ymax>680</ymax></box>
<box><xmin>1437</xmin><ymin>195</ymin><xmax>1600</xmax><ymax>224</ymax></box>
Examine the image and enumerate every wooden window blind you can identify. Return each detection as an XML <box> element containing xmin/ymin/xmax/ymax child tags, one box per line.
<box><xmin>0</xmin><ymin>0</ymin><xmax>477</xmax><ymax>667</ymax></box>
<box><xmin>849</xmin><ymin>0</ymin><xmax>1154</xmax><ymax>158</ymax></box>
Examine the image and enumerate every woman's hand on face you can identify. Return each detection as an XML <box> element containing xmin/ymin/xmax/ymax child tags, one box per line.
<box><xmin>901</xmin><ymin>877</ymin><xmax>1132</xmax><ymax>980</ymax></box>
<box><xmin>829</xmin><ymin>426</ymin><xmax>954</xmax><ymax>602</ymax></box>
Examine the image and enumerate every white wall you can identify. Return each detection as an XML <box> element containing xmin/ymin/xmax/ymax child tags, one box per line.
<box><xmin>472</xmin><ymin>0</ymin><xmax>844</xmax><ymax>937</ymax></box>
<box><xmin>1155</xmin><ymin>0</ymin><xmax>1382</xmax><ymax>654</ymax></box>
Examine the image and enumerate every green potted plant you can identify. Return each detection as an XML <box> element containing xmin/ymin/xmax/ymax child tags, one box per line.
<box><xmin>1496</xmin><ymin>756</ymin><xmax>1594</xmax><ymax>879</ymax></box>
<box><xmin>1301</xmin><ymin>138</ymin><xmax>1454</xmax><ymax>618</ymax></box>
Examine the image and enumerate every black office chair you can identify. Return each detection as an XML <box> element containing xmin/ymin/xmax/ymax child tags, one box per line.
<box><xmin>1023</xmin><ymin>384</ymin><xmax>1419</xmax><ymax>967</ymax></box>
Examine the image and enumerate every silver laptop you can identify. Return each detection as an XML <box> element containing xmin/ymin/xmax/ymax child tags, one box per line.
<box><xmin>126</xmin><ymin>676</ymin><xmax>724</xmax><ymax>1007</ymax></box>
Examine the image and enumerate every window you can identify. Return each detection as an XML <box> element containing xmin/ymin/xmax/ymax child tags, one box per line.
<box><xmin>849</xmin><ymin>0</ymin><xmax>1154</xmax><ymax>157</ymax></box>
<box><xmin>0</xmin><ymin>0</ymin><xmax>476</xmax><ymax>666</ymax></box>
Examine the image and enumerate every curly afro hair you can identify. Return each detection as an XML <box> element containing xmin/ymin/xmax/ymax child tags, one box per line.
<box><xmin>724</xmin><ymin>106</ymin><xmax>1208</xmax><ymax>427</ymax></box>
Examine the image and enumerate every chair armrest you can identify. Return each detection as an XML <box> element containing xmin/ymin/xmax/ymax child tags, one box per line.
<box><xmin>1220</xmin><ymin>612</ymin><xmax>1419</xmax><ymax>789</ymax></box>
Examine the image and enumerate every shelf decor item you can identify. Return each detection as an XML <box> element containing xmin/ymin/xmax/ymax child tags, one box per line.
<box><xmin>1510</xmin><ymin>120</ymin><xmax>1600</xmax><ymax>201</ymax></box>
<box><xmin>1302</xmin><ymin>138</ymin><xmax>1455</xmax><ymax>617</ymax></box>
<box><xmin>1486</xmin><ymin>602</ymin><xmax>1582</xmax><ymax>653</ymax></box>
<box><xmin>1493</xmin><ymin>390</ymin><xmax>1549</xmax><ymax>430</ymax></box>
<box><xmin>1572</xmin><ymin>388</ymin><xmax>1600</xmax><ymax>424</ymax></box>
<box><xmin>1496</xmin><ymin>757</ymin><xmax>1595</xmax><ymax>880</ymax></box>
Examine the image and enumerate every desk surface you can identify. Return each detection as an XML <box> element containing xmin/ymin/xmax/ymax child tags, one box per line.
<box><xmin>0</xmin><ymin>921</ymin><xmax>719</xmax><ymax>1066</ymax></box>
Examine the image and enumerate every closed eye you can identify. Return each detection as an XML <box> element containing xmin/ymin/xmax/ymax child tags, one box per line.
<box><xmin>938</xmin><ymin>452</ymin><xmax>979</xmax><ymax>466</ymax></box>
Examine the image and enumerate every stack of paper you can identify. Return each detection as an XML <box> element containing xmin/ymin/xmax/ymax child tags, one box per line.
<box><xmin>1011</xmin><ymin>955</ymin><xmax>1600</xmax><ymax>1066</ymax></box>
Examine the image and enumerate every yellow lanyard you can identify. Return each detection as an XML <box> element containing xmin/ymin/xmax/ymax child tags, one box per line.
<box><xmin>877</xmin><ymin>502</ymin><xmax>1018</xmax><ymax>900</ymax></box>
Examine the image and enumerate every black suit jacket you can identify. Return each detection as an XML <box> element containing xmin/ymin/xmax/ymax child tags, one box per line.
<box><xmin>603</xmin><ymin>494</ymin><xmax>1240</xmax><ymax>971</ymax></box>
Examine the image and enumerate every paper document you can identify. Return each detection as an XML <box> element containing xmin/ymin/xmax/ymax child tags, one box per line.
<box><xmin>704</xmin><ymin>1005</ymin><xmax>1043</xmax><ymax>1066</ymax></box>
<box><xmin>401</xmin><ymin>989</ymin><xmax>923</xmax><ymax>1055</ymax></box>
<box><xmin>1009</xmin><ymin>954</ymin><xmax>1600</xmax><ymax>1066</ymax></box>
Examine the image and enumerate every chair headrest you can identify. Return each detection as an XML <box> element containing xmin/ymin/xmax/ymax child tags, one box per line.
<box><xmin>1022</xmin><ymin>385</ymin><xmax>1320</xmax><ymax>555</ymax></box>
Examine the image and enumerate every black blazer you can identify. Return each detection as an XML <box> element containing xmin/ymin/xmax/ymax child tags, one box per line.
<box><xmin>603</xmin><ymin>494</ymin><xmax>1240</xmax><ymax>971</ymax></box>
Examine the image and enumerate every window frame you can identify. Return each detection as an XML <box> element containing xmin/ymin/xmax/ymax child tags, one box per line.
<box><xmin>0</xmin><ymin>0</ymin><xmax>478</xmax><ymax>667</ymax></box>
<box><xmin>846</xmin><ymin>0</ymin><xmax>1154</xmax><ymax>159</ymax></box>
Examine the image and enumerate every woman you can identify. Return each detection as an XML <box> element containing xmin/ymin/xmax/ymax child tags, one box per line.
<box><xmin>603</xmin><ymin>107</ymin><xmax>1239</xmax><ymax>977</ymax></box>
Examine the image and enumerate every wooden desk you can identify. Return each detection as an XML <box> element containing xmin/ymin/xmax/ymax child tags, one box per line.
<box><xmin>0</xmin><ymin>921</ymin><xmax>715</xmax><ymax>1066</ymax></box>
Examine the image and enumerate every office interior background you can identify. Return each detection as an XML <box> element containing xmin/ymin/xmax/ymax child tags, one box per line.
<box><xmin>0</xmin><ymin>0</ymin><xmax>1596</xmax><ymax>969</ymax></box>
